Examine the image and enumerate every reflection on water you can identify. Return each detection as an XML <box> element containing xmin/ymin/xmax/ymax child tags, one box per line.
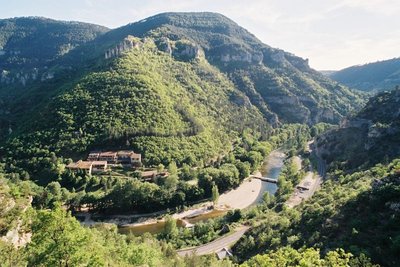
<box><xmin>185</xmin><ymin>209</ymin><xmax>227</xmax><ymax>224</ymax></box>
<box><xmin>254</xmin><ymin>150</ymin><xmax>285</xmax><ymax>203</ymax></box>
<box><xmin>119</xmin><ymin>220</ymin><xmax>184</xmax><ymax>235</ymax></box>
<box><xmin>118</xmin><ymin>209</ymin><xmax>227</xmax><ymax>235</ymax></box>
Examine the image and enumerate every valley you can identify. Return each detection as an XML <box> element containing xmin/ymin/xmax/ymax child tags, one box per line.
<box><xmin>0</xmin><ymin>10</ymin><xmax>399</xmax><ymax>267</ymax></box>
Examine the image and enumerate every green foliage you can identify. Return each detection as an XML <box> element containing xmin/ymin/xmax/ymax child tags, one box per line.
<box><xmin>211</xmin><ymin>183</ymin><xmax>219</xmax><ymax>205</ymax></box>
<box><xmin>26</xmin><ymin>205</ymin><xmax>102</xmax><ymax>266</ymax></box>
<box><xmin>241</xmin><ymin>247</ymin><xmax>377</xmax><ymax>267</ymax></box>
<box><xmin>234</xmin><ymin>159</ymin><xmax>400</xmax><ymax>266</ymax></box>
<box><xmin>316</xmin><ymin>87</ymin><xmax>400</xmax><ymax>170</ymax></box>
<box><xmin>275</xmin><ymin>157</ymin><xmax>303</xmax><ymax>202</ymax></box>
<box><xmin>1</xmin><ymin>200</ymin><xmax>229</xmax><ymax>266</ymax></box>
<box><xmin>330</xmin><ymin>57</ymin><xmax>400</xmax><ymax>92</ymax></box>
<box><xmin>162</xmin><ymin>215</ymin><xmax>179</xmax><ymax>240</ymax></box>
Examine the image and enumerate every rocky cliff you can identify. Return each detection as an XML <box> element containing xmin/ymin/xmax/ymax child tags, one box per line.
<box><xmin>316</xmin><ymin>87</ymin><xmax>400</xmax><ymax>169</ymax></box>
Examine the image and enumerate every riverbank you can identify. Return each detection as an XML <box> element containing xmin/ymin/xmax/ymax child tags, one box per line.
<box><xmin>217</xmin><ymin>171</ymin><xmax>262</xmax><ymax>209</ymax></box>
<box><xmin>77</xmin><ymin>149</ymin><xmax>286</xmax><ymax>233</ymax></box>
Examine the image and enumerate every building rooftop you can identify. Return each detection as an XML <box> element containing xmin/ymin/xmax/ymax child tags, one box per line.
<box><xmin>91</xmin><ymin>161</ymin><xmax>108</xmax><ymax>166</ymax></box>
<box><xmin>67</xmin><ymin>160</ymin><xmax>92</xmax><ymax>170</ymax></box>
<box><xmin>117</xmin><ymin>150</ymin><xmax>141</xmax><ymax>157</ymax></box>
<box><xmin>216</xmin><ymin>248</ymin><xmax>233</xmax><ymax>260</ymax></box>
<box><xmin>141</xmin><ymin>170</ymin><xmax>157</xmax><ymax>177</ymax></box>
<box><xmin>99</xmin><ymin>151</ymin><xmax>117</xmax><ymax>156</ymax></box>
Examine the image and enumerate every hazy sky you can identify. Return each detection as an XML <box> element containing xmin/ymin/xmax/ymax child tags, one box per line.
<box><xmin>1</xmin><ymin>0</ymin><xmax>399</xmax><ymax>70</ymax></box>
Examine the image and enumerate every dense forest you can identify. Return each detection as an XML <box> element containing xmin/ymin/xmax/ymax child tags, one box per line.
<box><xmin>0</xmin><ymin>11</ymin><xmax>399</xmax><ymax>267</ymax></box>
<box><xmin>329</xmin><ymin>58</ymin><xmax>400</xmax><ymax>92</ymax></box>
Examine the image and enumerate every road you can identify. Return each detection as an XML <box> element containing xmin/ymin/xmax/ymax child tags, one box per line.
<box><xmin>176</xmin><ymin>226</ymin><xmax>249</xmax><ymax>257</ymax></box>
<box><xmin>315</xmin><ymin>145</ymin><xmax>326</xmax><ymax>178</ymax></box>
<box><xmin>175</xmin><ymin>143</ymin><xmax>327</xmax><ymax>256</ymax></box>
<box><xmin>285</xmin><ymin>141</ymin><xmax>326</xmax><ymax>208</ymax></box>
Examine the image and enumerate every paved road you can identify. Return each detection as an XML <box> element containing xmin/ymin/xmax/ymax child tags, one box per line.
<box><xmin>286</xmin><ymin>141</ymin><xmax>326</xmax><ymax>207</ymax></box>
<box><xmin>176</xmin><ymin>142</ymin><xmax>328</xmax><ymax>256</ymax></box>
<box><xmin>176</xmin><ymin>226</ymin><xmax>249</xmax><ymax>257</ymax></box>
<box><xmin>313</xmin><ymin>140</ymin><xmax>327</xmax><ymax>178</ymax></box>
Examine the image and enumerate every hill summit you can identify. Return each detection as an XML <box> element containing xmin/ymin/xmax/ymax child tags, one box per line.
<box><xmin>1</xmin><ymin>12</ymin><xmax>364</xmax><ymax>166</ymax></box>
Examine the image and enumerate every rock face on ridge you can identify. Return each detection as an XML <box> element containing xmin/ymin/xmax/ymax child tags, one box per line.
<box><xmin>0</xmin><ymin>12</ymin><xmax>365</xmax><ymax>142</ymax></box>
<box><xmin>316</xmin><ymin>88</ymin><xmax>400</xmax><ymax>169</ymax></box>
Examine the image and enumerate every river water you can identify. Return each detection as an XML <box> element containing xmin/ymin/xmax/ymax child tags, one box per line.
<box><xmin>119</xmin><ymin>150</ymin><xmax>286</xmax><ymax>235</ymax></box>
<box><xmin>254</xmin><ymin>150</ymin><xmax>286</xmax><ymax>203</ymax></box>
<box><xmin>119</xmin><ymin>209</ymin><xmax>227</xmax><ymax>235</ymax></box>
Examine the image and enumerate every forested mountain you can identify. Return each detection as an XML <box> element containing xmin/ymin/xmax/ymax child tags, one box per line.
<box><xmin>233</xmin><ymin>88</ymin><xmax>400</xmax><ymax>267</ymax></box>
<box><xmin>0</xmin><ymin>17</ymin><xmax>109</xmax><ymax>86</ymax></box>
<box><xmin>329</xmin><ymin>58</ymin><xmax>400</xmax><ymax>92</ymax></box>
<box><xmin>315</xmin><ymin>87</ymin><xmax>400</xmax><ymax>170</ymax></box>
<box><xmin>0</xmin><ymin>13</ymin><xmax>364</xmax><ymax>160</ymax></box>
<box><xmin>98</xmin><ymin>12</ymin><xmax>363</xmax><ymax>125</ymax></box>
<box><xmin>0</xmin><ymin>12</ymin><xmax>381</xmax><ymax>267</ymax></box>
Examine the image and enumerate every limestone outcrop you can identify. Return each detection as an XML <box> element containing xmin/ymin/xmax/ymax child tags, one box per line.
<box><xmin>104</xmin><ymin>36</ymin><xmax>141</xmax><ymax>59</ymax></box>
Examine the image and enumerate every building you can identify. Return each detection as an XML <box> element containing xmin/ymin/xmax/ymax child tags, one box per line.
<box><xmin>215</xmin><ymin>248</ymin><xmax>233</xmax><ymax>260</ymax></box>
<box><xmin>66</xmin><ymin>160</ymin><xmax>93</xmax><ymax>175</ymax></box>
<box><xmin>88</xmin><ymin>150</ymin><xmax>141</xmax><ymax>166</ymax></box>
<box><xmin>91</xmin><ymin>161</ymin><xmax>108</xmax><ymax>173</ymax></box>
<box><xmin>141</xmin><ymin>170</ymin><xmax>158</xmax><ymax>181</ymax></box>
<box><xmin>66</xmin><ymin>160</ymin><xmax>108</xmax><ymax>175</ymax></box>
<box><xmin>140</xmin><ymin>170</ymin><xmax>169</xmax><ymax>182</ymax></box>
<box><xmin>87</xmin><ymin>152</ymin><xmax>100</xmax><ymax>161</ymax></box>
<box><xmin>98</xmin><ymin>151</ymin><xmax>117</xmax><ymax>163</ymax></box>
<box><xmin>117</xmin><ymin>150</ymin><xmax>142</xmax><ymax>166</ymax></box>
<box><xmin>130</xmin><ymin>152</ymin><xmax>141</xmax><ymax>164</ymax></box>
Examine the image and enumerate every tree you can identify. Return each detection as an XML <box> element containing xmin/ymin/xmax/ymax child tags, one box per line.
<box><xmin>162</xmin><ymin>215</ymin><xmax>178</xmax><ymax>240</ymax></box>
<box><xmin>46</xmin><ymin>181</ymin><xmax>62</xmax><ymax>202</ymax></box>
<box><xmin>235</xmin><ymin>161</ymin><xmax>251</xmax><ymax>180</ymax></box>
<box><xmin>157</xmin><ymin>164</ymin><xmax>165</xmax><ymax>173</ymax></box>
<box><xmin>262</xmin><ymin>191</ymin><xmax>274</xmax><ymax>206</ymax></box>
<box><xmin>0</xmin><ymin>240</ymin><xmax>26</xmax><ymax>267</ymax></box>
<box><xmin>168</xmin><ymin>162</ymin><xmax>178</xmax><ymax>176</ymax></box>
<box><xmin>25</xmin><ymin>205</ymin><xmax>102</xmax><ymax>266</ymax></box>
<box><xmin>211</xmin><ymin>183</ymin><xmax>219</xmax><ymax>205</ymax></box>
<box><xmin>164</xmin><ymin>175</ymin><xmax>178</xmax><ymax>191</ymax></box>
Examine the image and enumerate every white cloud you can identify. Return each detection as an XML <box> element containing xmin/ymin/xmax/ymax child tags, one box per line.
<box><xmin>338</xmin><ymin>0</ymin><xmax>400</xmax><ymax>15</ymax></box>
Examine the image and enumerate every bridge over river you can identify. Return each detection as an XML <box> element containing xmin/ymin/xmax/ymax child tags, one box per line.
<box><xmin>250</xmin><ymin>175</ymin><xmax>278</xmax><ymax>183</ymax></box>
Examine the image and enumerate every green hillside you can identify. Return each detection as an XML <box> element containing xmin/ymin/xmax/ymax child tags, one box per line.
<box><xmin>6</xmin><ymin>37</ymin><xmax>266</xmax><ymax>166</ymax></box>
<box><xmin>0</xmin><ymin>12</ymin><xmax>365</xmax><ymax>164</ymax></box>
<box><xmin>232</xmin><ymin>89</ymin><xmax>400</xmax><ymax>267</ymax></box>
<box><xmin>0</xmin><ymin>17</ymin><xmax>108</xmax><ymax>70</ymax></box>
<box><xmin>315</xmin><ymin>87</ymin><xmax>400</xmax><ymax>170</ymax></box>
<box><xmin>0</xmin><ymin>17</ymin><xmax>110</xmax><ymax>137</ymax></box>
<box><xmin>106</xmin><ymin>12</ymin><xmax>364</xmax><ymax>124</ymax></box>
<box><xmin>329</xmin><ymin>58</ymin><xmax>400</xmax><ymax>92</ymax></box>
<box><xmin>1</xmin><ymin>13</ymin><xmax>365</xmax><ymax>138</ymax></box>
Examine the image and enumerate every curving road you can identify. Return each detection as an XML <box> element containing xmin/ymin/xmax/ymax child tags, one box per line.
<box><xmin>176</xmin><ymin>226</ymin><xmax>249</xmax><ymax>257</ymax></box>
<box><xmin>176</xmin><ymin>141</ymin><xmax>327</xmax><ymax>257</ymax></box>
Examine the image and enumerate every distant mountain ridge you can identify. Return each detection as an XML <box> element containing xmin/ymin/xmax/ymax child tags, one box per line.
<box><xmin>329</xmin><ymin>57</ymin><xmax>400</xmax><ymax>92</ymax></box>
<box><xmin>0</xmin><ymin>17</ymin><xmax>109</xmax><ymax>86</ymax></box>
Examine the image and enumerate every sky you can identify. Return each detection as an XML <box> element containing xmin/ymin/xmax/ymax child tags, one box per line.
<box><xmin>1</xmin><ymin>0</ymin><xmax>399</xmax><ymax>70</ymax></box>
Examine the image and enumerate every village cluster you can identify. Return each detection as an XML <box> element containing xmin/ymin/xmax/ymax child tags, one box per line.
<box><xmin>66</xmin><ymin>150</ymin><xmax>168</xmax><ymax>181</ymax></box>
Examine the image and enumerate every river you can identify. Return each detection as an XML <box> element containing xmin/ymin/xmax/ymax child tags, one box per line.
<box><xmin>254</xmin><ymin>150</ymin><xmax>286</xmax><ymax>203</ymax></box>
<box><xmin>119</xmin><ymin>150</ymin><xmax>286</xmax><ymax>235</ymax></box>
